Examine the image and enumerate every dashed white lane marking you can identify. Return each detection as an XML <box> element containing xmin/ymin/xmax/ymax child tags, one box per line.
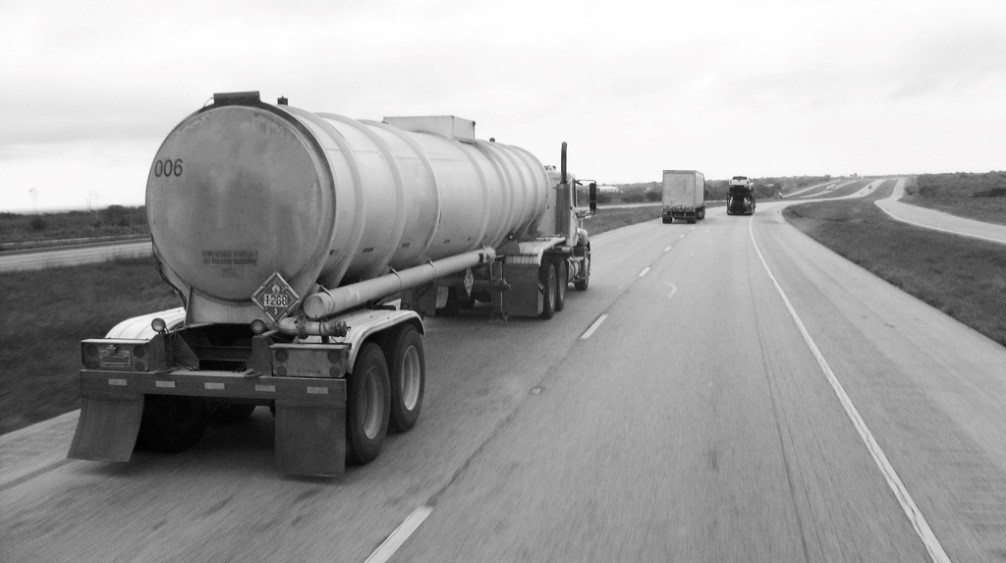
<box><xmin>580</xmin><ymin>314</ymin><xmax>609</xmax><ymax>340</ymax></box>
<box><xmin>679</xmin><ymin>234</ymin><xmax>686</xmax><ymax>239</ymax></box>
<box><xmin>664</xmin><ymin>245</ymin><xmax>673</xmax><ymax>253</ymax></box>
<box><xmin>748</xmin><ymin>218</ymin><xmax>951</xmax><ymax>563</ymax></box>
<box><xmin>705</xmin><ymin>228</ymin><xmax>710</xmax><ymax>233</ymax></box>
<box><xmin>638</xmin><ymin>267</ymin><xmax>651</xmax><ymax>278</ymax></box>
<box><xmin>365</xmin><ymin>506</ymin><xmax>434</xmax><ymax>563</ymax></box>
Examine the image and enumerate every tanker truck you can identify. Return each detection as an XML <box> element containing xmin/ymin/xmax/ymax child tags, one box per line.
<box><xmin>69</xmin><ymin>91</ymin><xmax>597</xmax><ymax>477</ymax></box>
<box><xmin>726</xmin><ymin>175</ymin><xmax>756</xmax><ymax>215</ymax></box>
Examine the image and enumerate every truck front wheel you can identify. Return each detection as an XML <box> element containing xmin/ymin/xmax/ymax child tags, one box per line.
<box><xmin>554</xmin><ymin>260</ymin><xmax>567</xmax><ymax>312</ymax></box>
<box><xmin>385</xmin><ymin>325</ymin><xmax>425</xmax><ymax>433</ymax></box>
<box><xmin>540</xmin><ymin>263</ymin><xmax>557</xmax><ymax>319</ymax></box>
<box><xmin>136</xmin><ymin>395</ymin><xmax>210</xmax><ymax>453</ymax></box>
<box><xmin>574</xmin><ymin>245</ymin><xmax>590</xmax><ymax>291</ymax></box>
<box><xmin>347</xmin><ymin>343</ymin><xmax>391</xmax><ymax>465</ymax></box>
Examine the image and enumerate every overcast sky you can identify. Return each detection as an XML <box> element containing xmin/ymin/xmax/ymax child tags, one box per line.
<box><xmin>1</xmin><ymin>0</ymin><xmax>1004</xmax><ymax>212</ymax></box>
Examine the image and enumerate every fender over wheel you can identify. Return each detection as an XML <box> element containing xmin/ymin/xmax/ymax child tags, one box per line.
<box><xmin>346</xmin><ymin>343</ymin><xmax>391</xmax><ymax>465</ymax></box>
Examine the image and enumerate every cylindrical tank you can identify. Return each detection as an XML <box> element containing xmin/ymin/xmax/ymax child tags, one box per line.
<box><xmin>146</xmin><ymin>92</ymin><xmax>551</xmax><ymax>323</ymax></box>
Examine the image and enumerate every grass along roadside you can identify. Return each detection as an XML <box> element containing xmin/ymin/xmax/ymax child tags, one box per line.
<box><xmin>0</xmin><ymin>207</ymin><xmax>662</xmax><ymax>436</ymax></box>
<box><xmin>902</xmin><ymin>172</ymin><xmax>1006</xmax><ymax>226</ymax></box>
<box><xmin>783</xmin><ymin>192</ymin><xmax>1006</xmax><ymax>348</ymax></box>
<box><xmin>0</xmin><ymin>257</ymin><xmax>179</xmax><ymax>435</ymax></box>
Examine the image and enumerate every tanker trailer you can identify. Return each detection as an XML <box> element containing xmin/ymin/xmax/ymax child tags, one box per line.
<box><xmin>68</xmin><ymin>91</ymin><xmax>597</xmax><ymax>477</ymax></box>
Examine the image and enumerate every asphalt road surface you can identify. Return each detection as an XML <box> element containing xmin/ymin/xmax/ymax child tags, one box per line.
<box><xmin>876</xmin><ymin>179</ymin><xmax>1006</xmax><ymax>245</ymax></box>
<box><xmin>0</xmin><ymin>240</ymin><xmax>152</xmax><ymax>272</ymax></box>
<box><xmin>4</xmin><ymin>198</ymin><xmax>1006</xmax><ymax>561</ymax></box>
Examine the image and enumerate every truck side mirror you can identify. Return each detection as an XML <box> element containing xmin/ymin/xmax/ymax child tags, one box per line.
<box><xmin>589</xmin><ymin>182</ymin><xmax>597</xmax><ymax>213</ymax></box>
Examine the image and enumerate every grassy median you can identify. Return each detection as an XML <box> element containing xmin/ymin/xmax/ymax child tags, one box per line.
<box><xmin>0</xmin><ymin>258</ymin><xmax>179</xmax><ymax>434</ymax></box>
<box><xmin>783</xmin><ymin>185</ymin><xmax>1006</xmax><ymax>348</ymax></box>
<box><xmin>902</xmin><ymin>172</ymin><xmax>1006</xmax><ymax>226</ymax></box>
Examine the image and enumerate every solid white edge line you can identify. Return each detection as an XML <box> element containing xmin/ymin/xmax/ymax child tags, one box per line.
<box><xmin>638</xmin><ymin>267</ymin><xmax>651</xmax><ymax>278</ymax></box>
<box><xmin>580</xmin><ymin>314</ymin><xmax>608</xmax><ymax>340</ymax></box>
<box><xmin>364</xmin><ymin>506</ymin><xmax>434</xmax><ymax>563</ymax></box>
<box><xmin>748</xmin><ymin>217</ymin><xmax>951</xmax><ymax>563</ymax></box>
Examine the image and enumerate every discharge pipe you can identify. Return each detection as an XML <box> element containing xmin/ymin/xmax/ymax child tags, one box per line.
<box><xmin>302</xmin><ymin>247</ymin><xmax>496</xmax><ymax>320</ymax></box>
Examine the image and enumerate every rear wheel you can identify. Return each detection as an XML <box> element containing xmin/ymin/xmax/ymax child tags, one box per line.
<box><xmin>346</xmin><ymin>343</ymin><xmax>391</xmax><ymax>465</ymax></box>
<box><xmin>554</xmin><ymin>260</ymin><xmax>567</xmax><ymax>312</ymax></box>
<box><xmin>662</xmin><ymin>217</ymin><xmax>671</xmax><ymax>224</ymax></box>
<box><xmin>697</xmin><ymin>208</ymin><xmax>706</xmax><ymax>220</ymax></box>
<box><xmin>384</xmin><ymin>325</ymin><xmax>425</xmax><ymax>433</ymax></box>
<box><xmin>136</xmin><ymin>395</ymin><xmax>210</xmax><ymax>453</ymax></box>
<box><xmin>540</xmin><ymin>263</ymin><xmax>556</xmax><ymax>319</ymax></box>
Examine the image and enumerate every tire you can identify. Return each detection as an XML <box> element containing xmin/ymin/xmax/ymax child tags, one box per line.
<box><xmin>697</xmin><ymin>208</ymin><xmax>706</xmax><ymax>220</ymax></box>
<box><xmin>539</xmin><ymin>263</ymin><xmax>556</xmax><ymax>319</ymax></box>
<box><xmin>346</xmin><ymin>343</ymin><xmax>391</xmax><ymax>465</ymax></box>
<box><xmin>661</xmin><ymin>217</ymin><xmax>671</xmax><ymax>224</ymax></box>
<box><xmin>136</xmin><ymin>395</ymin><xmax>210</xmax><ymax>453</ymax></box>
<box><xmin>384</xmin><ymin>325</ymin><xmax>425</xmax><ymax>433</ymax></box>
<box><xmin>211</xmin><ymin>403</ymin><xmax>256</xmax><ymax>423</ymax></box>
<box><xmin>554</xmin><ymin>260</ymin><xmax>567</xmax><ymax>312</ymax></box>
<box><xmin>439</xmin><ymin>287</ymin><xmax>470</xmax><ymax>317</ymax></box>
<box><xmin>574</xmin><ymin>245</ymin><xmax>590</xmax><ymax>291</ymax></box>
<box><xmin>688</xmin><ymin>216</ymin><xmax>697</xmax><ymax>224</ymax></box>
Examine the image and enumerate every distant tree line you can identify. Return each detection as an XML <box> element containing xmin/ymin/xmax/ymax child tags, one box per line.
<box><xmin>0</xmin><ymin>205</ymin><xmax>149</xmax><ymax>246</ymax></box>
<box><xmin>913</xmin><ymin>172</ymin><xmax>1006</xmax><ymax>198</ymax></box>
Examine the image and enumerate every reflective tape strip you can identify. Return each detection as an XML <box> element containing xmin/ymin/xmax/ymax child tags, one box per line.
<box><xmin>108</xmin><ymin>379</ymin><xmax>127</xmax><ymax>386</ymax></box>
<box><xmin>307</xmin><ymin>387</ymin><xmax>329</xmax><ymax>395</ymax></box>
<box><xmin>204</xmin><ymin>383</ymin><xmax>225</xmax><ymax>390</ymax></box>
<box><xmin>255</xmin><ymin>385</ymin><xmax>276</xmax><ymax>393</ymax></box>
<box><xmin>155</xmin><ymin>381</ymin><xmax>175</xmax><ymax>389</ymax></box>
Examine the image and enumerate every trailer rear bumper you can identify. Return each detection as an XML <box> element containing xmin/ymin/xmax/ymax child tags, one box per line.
<box><xmin>69</xmin><ymin>369</ymin><xmax>347</xmax><ymax>477</ymax></box>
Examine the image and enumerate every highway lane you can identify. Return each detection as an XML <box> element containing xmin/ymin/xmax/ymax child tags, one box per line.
<box><xmin>4</xmin><ymin>203</ymin><xmax>1006</xmax><ymax>560</ymax></box>
<box><xmin>0</xmin><ymin>240</ymin><xmax>152</xmax><ymax>272</ymax></box>
<box><xmin>876</xmin><ymin>179</ymin><xmax>1006</xmax><ymax>245</ymax></box>
<box><xmin>784</xmin><ymin>178</ymin><xmax>859</xmax><ymax>199</ymax></box>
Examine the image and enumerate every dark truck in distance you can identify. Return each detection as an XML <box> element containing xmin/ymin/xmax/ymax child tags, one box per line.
<box><xmin>727</xmin><ymin>176</ymin><xmax>756</xmax><ymax>215</ymax></box>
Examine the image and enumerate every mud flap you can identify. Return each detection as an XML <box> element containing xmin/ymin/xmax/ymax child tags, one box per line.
<box><xmin>274</xmin><ymin>399</ymin><xmax>347</xmax><ymax>477</ymax></box>
<box><xmin>68</xmin><ymin>396</ymin><xmax>144</xmax><ymax>462</ymax></box>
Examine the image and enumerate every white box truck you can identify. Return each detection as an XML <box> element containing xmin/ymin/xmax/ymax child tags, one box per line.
<box><xmin>661</xmin><ymin>170</ymin><xmax>705</xmax><ymax>224</ymax></box>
